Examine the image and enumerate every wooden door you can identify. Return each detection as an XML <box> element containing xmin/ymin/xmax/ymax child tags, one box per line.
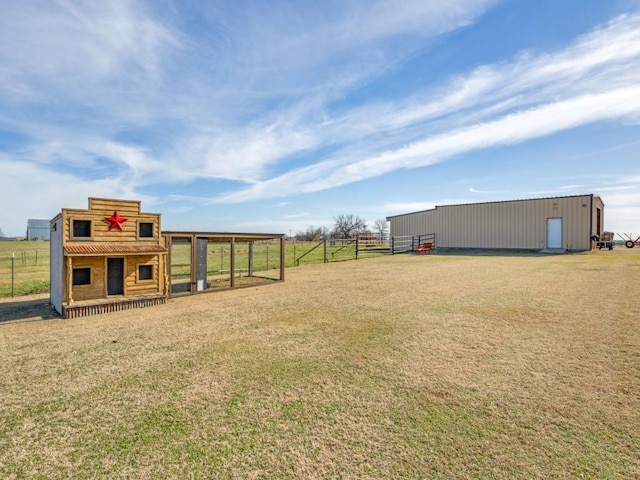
<box><xmin>196</xmin><ymin>237</ymin><xmax>208</xmax><ymax>291</ymax></box>
<box><xmin>107</xmin><ymin>258</ymin><xmax>124</xmax><ymax>295</ymax></box>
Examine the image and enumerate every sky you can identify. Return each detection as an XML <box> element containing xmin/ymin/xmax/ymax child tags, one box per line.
<box><xmin>1</xmin><ymin>0</ymin><xmax>640</xmax><ymax>238</ymax></box>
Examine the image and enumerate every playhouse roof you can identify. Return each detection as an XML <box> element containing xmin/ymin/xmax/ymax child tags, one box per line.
<box><xmin>64</xmin><ymin>244</ymin><xmax>167</xmax><ymax>256</ymax></box>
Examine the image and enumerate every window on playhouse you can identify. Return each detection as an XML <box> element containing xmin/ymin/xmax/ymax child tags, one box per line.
<box><xmin>138</xmin><ymin>264</ymin><xmax>153</xmax><ymax>281</ymax></box>
<box><xmin>72</xmin><ymin>267</ymin><xmax>91</xmax><ymax>285</ymax></box>
<box><xmin>72</xmin><ymin>220</ymin><xmax>92</xmax><ymax>238</ymax></box>
<box><xmin>139</xmin><ymin>222</ymin><xmax>154</xmax><ymax>238</ymax></box>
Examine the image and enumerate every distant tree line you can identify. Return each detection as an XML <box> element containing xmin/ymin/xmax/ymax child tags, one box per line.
<box><xmin>293</xmin><ymin>214</ymin><xmax>388</xmax><ymax>241</ymax></box>
<box><xmin>294</xmin><ymin>226</ymin><xmax>331</xmax><ymax>241</ymax></box>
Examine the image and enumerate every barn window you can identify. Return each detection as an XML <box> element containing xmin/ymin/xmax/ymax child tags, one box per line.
<box><xmin>72</xmin><ymin>267</ymin><xmax>91</xmax><ymax>285</ymax></box>
<box><xmin>138</xmin><ymin>265</ymin><xmax>153</xmax><ymax>281</ymax></box>
<box><xmin>72</xmin><ymin>220</ymin><xmax>91</xmax><ymax>238</ymax></box>
<box><xmin>139</xmin><ymin>222</ymin><xmax>154</xmax><ymax>238</ymax></box>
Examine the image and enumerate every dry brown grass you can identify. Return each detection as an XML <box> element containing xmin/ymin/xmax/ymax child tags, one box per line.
<box><xmin>1</xmin><ymin>250</ymin><xmax>639</xmax><ymax>479</ymax></box>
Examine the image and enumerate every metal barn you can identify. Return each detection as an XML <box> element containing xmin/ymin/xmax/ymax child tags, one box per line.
<box><xmin>26</xmin><ymin>219</ymin><xmax>51</xmax><ymax>240</ymax></box>
<box><xmin>386</xmin><ymin>194</ymin><xmax>605</xmax><ymax>252</ymax></box>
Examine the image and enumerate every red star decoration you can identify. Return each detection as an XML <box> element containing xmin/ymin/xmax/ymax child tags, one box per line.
<box><xmin>105</xmin><ymin>211</ymin><xmax>128</xmax><ymax>231</ymax></box>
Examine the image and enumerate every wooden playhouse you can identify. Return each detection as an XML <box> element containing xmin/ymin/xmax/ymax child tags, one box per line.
<box><xmin>50</xmin><ymin>198</ymin><xmax>286</xmax><ymax>319</ymax></box>
<box><xmin>50</xmin><ymin>198</ymin><xmax>168</xmax><ymax>318</ymax></box>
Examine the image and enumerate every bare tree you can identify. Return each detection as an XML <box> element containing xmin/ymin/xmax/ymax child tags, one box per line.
<box><xmin>333</xmin><ymin>214</ymin><xmax>367</xmax><ymax>239</ymax></box>
<box><xmin>0</xmin><ymin>227</ymin><xmax>5</xmax><ymax>238</ymax></box>
<box><xmin>294</xmin><ymin>226</ymin><xmax>330</xmax><ymax>241</ymax></box>
<box><xmin>373</xmin><ymin>219</ymin><xmax>389</xmax><ymax>241</ymax></box>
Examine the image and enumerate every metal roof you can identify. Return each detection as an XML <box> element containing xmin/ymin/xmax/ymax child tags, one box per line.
<box><xmin>27</xmin><ymin>219</ymin><xmax>50</xmax><ymax>227</ymax></box>
<box><xmin>162</xmin><ymin>231</ymin><xmax>285</xmax><ymax>242</ymax></box>
<box><xmin>386</xmin><ymin>193</ymin><xmax>597</xmax><ymax>219</ymax></box>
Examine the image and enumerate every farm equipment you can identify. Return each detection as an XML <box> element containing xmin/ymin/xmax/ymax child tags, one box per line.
<box><xmin>415</xmin><ymin>241</ymin><xmax>435</xmax><ymax>254</ymax></box>
<box><xmin>617</xmin><ymin>233</ymin><xmax>640</xmax><ymax>249</ymax></box>
<box><xmin>591</xmin><ymin>232</ymin><xmax>614</xmax><ymax>250</ymax></box>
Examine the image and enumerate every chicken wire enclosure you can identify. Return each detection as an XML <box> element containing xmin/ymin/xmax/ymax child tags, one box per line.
<box><xmin>168</xmin><ymin>236</ymin><xmax>192</xmax><ymax>295</ymax></box>
<box><xmin>163</xmin><ymin>232</ymin><xmax>285</xmax><ymax>296</ymax></box>
<box><xmin>199</xmin><ymin>240</ymin><xmax>284</xmax><ymax>291</ymax></box>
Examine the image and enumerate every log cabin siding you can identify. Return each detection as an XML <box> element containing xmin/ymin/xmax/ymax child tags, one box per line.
<box><xmin>63</xmin><ymin>199</ymin><xmax>161</xmax><ymax>244</ymax></box>
<box><xmin>126</xmin><ymin>255</ymin><xmax>164</xmax><ymax>296</ymax></box>
<box><xmin>70</xmin><ymin>257</ymin><xmax>106</xmax><ymax>302</ymax></box>
<box><xmin>51</xmin><ymin>198</ymin><xmax>167</xmax><ymax>317</ymax></box>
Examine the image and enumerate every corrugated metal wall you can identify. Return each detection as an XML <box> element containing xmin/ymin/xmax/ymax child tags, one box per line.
<box><xmin>592</xmin><ymin>196</ymin><xmax>605</xmax><ymax>238</ymax></box>
<box><xmin>388</xmin><ymin>194</ymin><xmax>599</xmax><ymax>251</ymax></box>
<box><xmin>26</xmin><ymin>219</ymin><xmax>51</xmax><ymax>240</ymax></box>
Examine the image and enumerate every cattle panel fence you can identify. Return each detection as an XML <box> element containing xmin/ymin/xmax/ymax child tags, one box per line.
<box><xmin>391</xmin><ymin>233</ymin><xmax>436</xmax><ymax>254</ymax></box>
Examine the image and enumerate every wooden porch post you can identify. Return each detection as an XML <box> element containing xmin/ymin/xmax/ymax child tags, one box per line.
<box><xmin>280</xmin><ymin>236</ymin><xmax>285</xmax><ymax>281</ymax></box>
<box><xmin>230</xmin><ymin>237</ymin><xmax>235</xmax><ymax>288</ymax></box>
<box><xmin>65</xmin><ymin>256</ymin><xmax>74</xmax><ymax>305</ymax></box>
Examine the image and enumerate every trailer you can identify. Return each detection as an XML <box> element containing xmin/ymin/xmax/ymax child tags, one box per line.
<box><xmin>617</xmin><ymin>233</ymin><xmax>640</xmax><ymax>249</ymax></box>
<box><xmin>591</xmin><ymin>234</ymin><xmax>614</xmax><ymax>250</ymax></box>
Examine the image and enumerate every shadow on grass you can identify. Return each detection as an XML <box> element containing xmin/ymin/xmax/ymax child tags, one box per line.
<box><xmin>0</xmin><ymin>296</ymin><xmax>58</xmax><ymax>324</ymax></box>
<box><xmin>431</xmin><ymin>248</ymin><xmax>584</xmax><ymax>257</ymax></box>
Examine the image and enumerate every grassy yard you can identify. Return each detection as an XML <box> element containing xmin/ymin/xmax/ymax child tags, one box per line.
<box><xmin>1</xmin><ymin>250</ymin><xmax>638</xmax><ymax>478</ymax></box>
<box><xmin>0</xmin><ymin>240</ymin><xmax>50</xmax><ymax>297</ymax></box>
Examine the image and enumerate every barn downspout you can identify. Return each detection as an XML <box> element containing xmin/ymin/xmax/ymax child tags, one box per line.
<box><xmin>280</xmin><ymin>236</ymin><xmax>285</xmax><ymax>281</ymax></box>
<box><xmin>589</xmin><ymin>194</ymin><xmax>593</xmax><ymax>250</ymax></box>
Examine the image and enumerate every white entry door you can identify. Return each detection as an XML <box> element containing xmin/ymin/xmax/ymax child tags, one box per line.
<box><xmin>547</xmin><ymin>218</ymin><xmax>562</xmax><ymax>249</ymax></box>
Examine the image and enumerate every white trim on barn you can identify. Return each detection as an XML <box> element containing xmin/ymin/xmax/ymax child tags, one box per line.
<box><xmin>386</xmin><ymin>194</ymin><xmax>604</xmax><ymax>252</ymax></box>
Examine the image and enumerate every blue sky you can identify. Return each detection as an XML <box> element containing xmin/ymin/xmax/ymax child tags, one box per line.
<box><xmin>1</xmin><ymin>0</ymin><xmax>640</xmax><ymax>238</ymax></box>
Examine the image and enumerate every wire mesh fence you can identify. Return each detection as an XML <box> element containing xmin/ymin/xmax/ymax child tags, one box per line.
<box><xmin>0</xmin><ymin>241</ymin><xmax>51</xmax><ymax>297</ymax></box>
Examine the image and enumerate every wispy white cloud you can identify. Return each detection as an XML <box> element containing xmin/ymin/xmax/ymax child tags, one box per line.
<box><xmin>2</xmin><ymin>2</ymin><xmax>640</xmax><ymax>236</ymax></box>
<box><xmin>272</xmin><ymin>12</ymin><xmax>640</xmax><ymax>159</ymax></box>
<box><xmin>557</xmin><ymin>185</ymin><xmax>589</xmax><ymax>190</ymax></box>
<box><xmin>469</xmin><ymin>187</ymin><xmax>503</xmax><ymax>194</ymax></box>
<box><xmin>0</xmin><ymin>156</ymin><xmax>151</xmax><ymax>232</ymax></box>
<box><xmin>566</xmin><ymin>139</ymin><xmax>640</xmax><ymax>160</ymax></box>
<box><xmin>191</xmin><ymin>0</ymin><xmax>497</xmax><ymax>94</ymax></box>
<box><xmin>217</xmin><ymin>85</ymin><xmax>640</xmax><ymax>202</ymax></box>
<box><xmin>166</xmin><ymin>206</ymin><xmax>194</xmax><ymax>214</ymax></box>
<box><xmin>380</xmin><ymin>202</ymin><xmax>437</xmax><ymax>216</ymax></box>
<box><xmin>189</xmin><ymin>13</ymin><xmax>640</xmax><ymax>202</ymax></box>
<box><xmin>0</xmin><ymin>0</ymin><xmax>501</xmax><ymax>194</ymax></box>
<box><xmin>0</xmin><ymin>0</ymin><xmax>179</xmax><ymax>122</ymax></box>
<box><xmin>160</xmin><ymin>0</ymin><xmax>501</xmax><ymax>182</ymax></box>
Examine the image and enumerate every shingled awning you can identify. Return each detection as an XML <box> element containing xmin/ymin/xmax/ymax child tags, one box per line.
<box><xmin>64</xmin><ymin>244</ymin><xmax>167</xmax><ymax>256</ymax></box>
